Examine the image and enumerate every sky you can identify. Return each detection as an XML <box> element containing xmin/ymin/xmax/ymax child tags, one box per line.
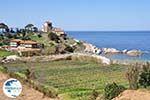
<box><xmin>0</xmin><ymin>0</ymin><xmax>150</xmax><ymax>31</ymax></box>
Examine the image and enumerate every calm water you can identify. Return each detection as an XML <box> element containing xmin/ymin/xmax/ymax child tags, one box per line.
<box><xmin>66</xmin><ymin>31</ymin><xmax>150</xmax><ymax>61</ymax></box>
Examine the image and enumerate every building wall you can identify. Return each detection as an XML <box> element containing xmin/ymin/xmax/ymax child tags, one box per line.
<box><xmin>42</xmin><ymin>22</ymin><xmax>53</xmax><ymax>32</ymax></box>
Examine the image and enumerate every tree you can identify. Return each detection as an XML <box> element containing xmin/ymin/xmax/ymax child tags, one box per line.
<box><xmin>33</xmin><ymin>27</ymin><xmax>38</xmax><ymax>32</ymax></box>
<box><xmin>25</xmin><ymin>24</ymin><xmax>34</xmax><ymax>33</ymax></box>
<box><xmin>0</xmin><ymin>23</ymin><xmax>8</xmax><ymax>33</ymax></box>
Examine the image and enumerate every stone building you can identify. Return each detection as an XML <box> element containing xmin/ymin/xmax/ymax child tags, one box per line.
<box><xmin>41</xmin><ymin>21</ymin><xmax>53</xmax><ymax>32</ymax></box>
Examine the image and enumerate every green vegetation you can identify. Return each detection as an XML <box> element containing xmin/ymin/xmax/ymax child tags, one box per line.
<box><xmin>126</xmin><ymin>63</ymin><xmax>140</xmax><ymax>89</ymax></box>
<box><xmin>126</xmin><ymin>62</ymin><xmax>150</xmax><ymax>89</ymax></box>
<box><xmin>104</xmin><ymin>82</ymin><xmax>126</xmax><ymax>100</ymax></box>
<box><xmin>2</xmin><ymin>60</ymin><xmax>128</xmax><ymax>100</ymax></box>
<box><xmin>0</xmin><ymin>49</ymin><xmax>15</xmax><ymax>57</ymax></box>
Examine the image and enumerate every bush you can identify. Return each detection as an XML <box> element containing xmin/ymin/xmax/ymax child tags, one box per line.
<box><xmin>0</xmin><ymin>66</ymin><xmax>8</xmax><ymax>72</ymax></box>
<box><xmin>126</xmin><ymin>63</ymin><xmax>140</xmax><ymax>89</ymax></box>
<box><xmin>89</xmin><ymin>90</ymin><xmax>99</xmax><ymax>100</ymax></box>
<box><xmin>138</xmin><ymin>71</ymin><xmax>150</xmax><ymax>88</ymax></box>
<box><xmin>39</xmin><ymin>84</ymin><xmax>58</xmax><ymax>98</ymax></box>
<box><xmin>104</xmin><ymin>82</ymin><xmax>126</xmax><ymax>100</ymax></box>
<box><xmin>138</xmin><ymin>62</ymin><xmax>150</xmax><ymax>88</ymax></box>
<box><xmin>48</xmin><ymin>32</ymin><xmax>60</xmax><ymax>43</ymax></box>
<box><xmin>126</xmin><ymin>62</ymin><xmax>150</xmax><ymax>89</ymax></box>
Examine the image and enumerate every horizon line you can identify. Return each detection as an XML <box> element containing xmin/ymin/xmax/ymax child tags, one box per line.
<box><xmin>65</xmin><ymin>30</ymin><xmax>150</xmax><ymax>32</ymax></box>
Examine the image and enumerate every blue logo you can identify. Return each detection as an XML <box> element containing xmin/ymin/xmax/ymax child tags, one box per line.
<box><xmin>3</xmin><ymin>78</ymin><xmax>22</xmax><ymax>98</ymax></box>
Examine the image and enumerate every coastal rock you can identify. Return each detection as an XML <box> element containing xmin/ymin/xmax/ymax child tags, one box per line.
<box><xmin>97</xmin><ymin>55</ymin><xmax>111</xmax><ymax>65</ymax></box>
<box><xmin>126</xmin><ymin>49</ymin><xmax>142</xmax><ymax>56</ymax></box>
<box><xmin>95</xmin><ymin>48</ymin><xmax>102</xmax><ymax>55</ymax></box>
<box><xmin>6</xmin><ymin>55</ymin><xmax>20</xmax><ymax>61</ymax></box>
<box><xmin>72</xmin><ymin>53</ymin><xmax>111</xmax><ymax>65</ymax></box>
<box><xmin>102</xmin><ymin>48</ymin><xmax>120</xmax><ymax>54</ymax></box>
<box><xmin>83</xmin><ymin>43</ymin><xmax>98</xmax><ymax>54</ymax></box>
<box><xmin>122</xmin><ymin>49</ymin><xmax>128</xmax><ymax>54</ymax></box>
<box><xmin>1</xmin><ymin>55</ymin><xmax>20</xmax><ymax>63</ymax></box>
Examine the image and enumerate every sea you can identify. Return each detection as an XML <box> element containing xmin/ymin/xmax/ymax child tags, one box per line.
<box><xmin>66</xmin><ymin>31</ymin><xmax>150</xmax><ymax>61</ymax></box>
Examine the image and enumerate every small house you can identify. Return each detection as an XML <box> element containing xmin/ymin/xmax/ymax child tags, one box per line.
<box><xmin>52</xmin><ymin>27</ymin><xmax>65</xmax><ymax>36</ymax></box>
<box><xmin>10</xmin><ymin>39</ymin><xmax>44</xmax><ymax>56</ymax></box>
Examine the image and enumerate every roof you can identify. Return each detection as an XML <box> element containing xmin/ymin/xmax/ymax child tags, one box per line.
<box><xmin>52</xmin><ymin>27</ymin><xmax>64</xmax><ymax>32</ymax></box>
<box><xmin>11</xmin><ymin>39</ymin><xmax>23</xmax><ymax>42</ymax></box>
<box><xmin>20</xmin><ymin>40</ymin><xmax>37</xmax><ymax>44</ymax></box>
<box><xmin>45</xmin><ymin>21</ymin><xmax>52</xmax><ymax>24</ymax></box>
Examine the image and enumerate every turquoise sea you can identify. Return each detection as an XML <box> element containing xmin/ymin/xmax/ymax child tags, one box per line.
<box><xmin>67</xmin><ymin>31</ymin><xmax>150</xmax><ymax>61</ymax></box>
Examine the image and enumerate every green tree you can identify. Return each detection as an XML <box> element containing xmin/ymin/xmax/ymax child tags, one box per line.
<box><xmin>0</xmin><ymin>23</ymin><xmax>8</xmax><ymax>33</ymax></box>
<box><xmin>25</xmin><ymin>24</ymin><xmax>34</xmax><ymax>33</ymax></box>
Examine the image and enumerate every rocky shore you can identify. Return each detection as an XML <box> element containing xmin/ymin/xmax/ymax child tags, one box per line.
<box><xmin>83</xmin><ymin>42</ymin><xmax>144</xmax><ymax>57</ymax></box>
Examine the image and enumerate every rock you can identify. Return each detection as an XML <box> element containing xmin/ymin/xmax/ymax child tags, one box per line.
<box><xmin>97</xmin><ymin>55</ymin><xmax>111</xmax><ymax>65</ymax></box>
<box><xmin>1</xmin><ymin>55</ymin><xmax>20</xmax><ymax>63</ymax></box>
<box><xmin>83</xmin><ymin>43</ymin><xmax>97</xmax><ymax>53</ymax></box>
<box><xmin>102</xmin><ymin>48</ymin><xmax>120</xmax><ymax>54</ymax></box>
<box><xmin>126</xmin><ymin>49</ymin><xmax>142</xmax><ymax>56</ymax></box>
<box><xmin>71</xmin><ymin>53</ymin><xmax>111</xmax><ymax>65</ymax></box>
<box><xmin>122</xmin><ymin>49</ymin><xmax>128</xmax><ymax>54</ymax></box>
<box><xmin>95</xmin><ymin>48</ymin><xmax>102</xmax><ymax>55</ymax></box>
<box><xmin>6</xmin><ymin>55</ymin><xmax>20</xmax><ymax>61</ymax></box>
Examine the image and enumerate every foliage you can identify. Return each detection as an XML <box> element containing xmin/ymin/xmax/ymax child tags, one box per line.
<box><xmin>138</xmin><ymin>62</ymin><xmax>150</xmax><ymax>88</ymax></box>
<box><xmin>48</xmin><ymin>32</ymin><xmax>60</xmax><ymax>43</ymax></box>
<box><xmin>0</xmin><ymin>66</ymin><xmax>8</xmax><ymax>72</ymax></box>
<box><xmin>88</xmin><ymin>90</ymin><xmax>99</xmax><ymax>100</ymax></box>
<box><xmin>0</xmin><ymin>49</ymin><xmax>15</xmax><ymax>57</ymax></box>
<box><xmin>104</xmin><ymin>82</ymin><xmax>126</xmax><ymax>100</ymax></box>
<box><xmin>126</xmin><ymin>63</ymin><xmax>140</xmax><ymax>89</ymax></box>
<box><xmin>2</xmin><ymin>61</ymin><xmax>127</xmax><ymax>100</ymax></box>
<box><xmin>37</xmin><ymin>33</ymin><xmax>42</xmax><ymax>38</ymax></box>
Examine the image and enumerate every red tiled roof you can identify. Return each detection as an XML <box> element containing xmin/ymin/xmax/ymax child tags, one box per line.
<box><xmin>20</xmin><ymin>40</ymin><xmax>37</xmax><ymax>44</ymax></box>
<box><xmin>52</xmin><ymin>27</ymin><xmax>64</xmax><ymax>32</ymax></box>
<box><xmin>11</xmin><ymin>39</ymin><xmax>23</xmax><ymax>42</ymax></box>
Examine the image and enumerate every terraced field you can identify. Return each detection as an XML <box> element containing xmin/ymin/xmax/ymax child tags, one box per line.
<box><xmin>2</xmin><ymin>60</ymin><xmax>128</xmax><ymax>100</ymax></box>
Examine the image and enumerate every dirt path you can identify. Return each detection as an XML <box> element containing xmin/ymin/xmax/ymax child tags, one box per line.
<box><xmin>113</xmin><ymin>89</ymin><xmax>150</xmax><ymax>100</ymax></box>
<box><xmin>0</xmin><ymin>72</ymin><xmax>59</xmax><ymax>100</ymax></box>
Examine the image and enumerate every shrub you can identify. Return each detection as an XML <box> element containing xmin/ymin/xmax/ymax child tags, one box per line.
<box><xmin>104</xmin><ymin>82</ymin><xmax>126</xmax><ymax>100</ymax></box>
<box><xmin>37</xmin><ymin>34</ymin><xmax>42</xmax><ymax>38</ymax></box>
<box><xmin>126</xmin><ymin>63</ymin><xmax>140</xmax><ymax>89</ymax></box>
<box><xmin>126</xmin><ymin>62</ymin><xmax>150</xmax><ymax>89</ymax></box>
<box><xmin>48</xmin><ymin>32</ymin><xmax>60</xmax><ymax>43</ymax></box>
<box><xmin>89</xmin><ymin>90</ymin><xmax>99</xmax><ymax>100</ymax></box>
<box><xmin>138</xmin><ymin>62</ymin><xmax>150</xmax><ymax>88</ymax></box>
<box><xmin>0</xmin><ymin>66</ymin><xmax>8</xmax><ymax>72</ymax></box>
<box><xmin>40</xmin><ymin>84</ymin><xmax>58</xmax><ymax>98</ymax></box>
<box><xmin>138</xmin><ymin>71</ymin><xmax>150</xmax><ymax>88</ymax></box>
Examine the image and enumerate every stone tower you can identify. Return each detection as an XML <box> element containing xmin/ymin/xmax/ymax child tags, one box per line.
<box><xmin>42</xmin><ymin>21</ymin><xmax>53</xmax><ymax>32</ymax></box>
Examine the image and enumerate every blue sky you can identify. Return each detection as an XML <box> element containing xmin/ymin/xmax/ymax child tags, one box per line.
<box><xmin>0</xmin><ymin>0</ymin><xmax>150</xmax><ymax>31</ymax></box>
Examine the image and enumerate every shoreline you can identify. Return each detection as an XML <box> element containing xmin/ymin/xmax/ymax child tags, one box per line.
<box><xmin>1</xmin><ymin>53</ymin><xmax>150</xmax><ymax>65</ymax></box>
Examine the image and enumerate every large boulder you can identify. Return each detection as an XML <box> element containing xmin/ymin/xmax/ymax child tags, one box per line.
<box><xmin>122</xmin><ymin>49</ymin><xmax>128</xmax><ymax>54</ymax></box>
<box><xmin>1</xmin><ymin>55</ymin><xmax>20</xmax><ymax>63</ymax></box>
<box><xmin>6</xmin><ymin>55</ymin><xmax>20</xmax><ymax>61</ymax></box>
<box><xmin>83</xmin><ymin>43</ymin><xmax>102</xmax><ymax>54</ymax></box>
<box><xmin>126</xmin><ymin>49</ymin><xmax>142</xmax><ymax>56</ymax></box>
<box><xmin>83</xmin><ymin>43</ymin><xmax>96</xmax><ymax>53</ymax></box>
<box><xmin>102</xmin><ymin>48</ymin><xmax>120</xmax><ymax>54</ymax></box>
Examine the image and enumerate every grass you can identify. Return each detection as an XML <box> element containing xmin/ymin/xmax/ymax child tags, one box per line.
<box><xmin>0</xmin><ymin>49</ymin><xmax>15</xmax><ymax>57</ymax></box>
<box><xmin>2</xmin><ymin>60</ymin><xmax>128</xmax><ymax>100</ymax></box>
